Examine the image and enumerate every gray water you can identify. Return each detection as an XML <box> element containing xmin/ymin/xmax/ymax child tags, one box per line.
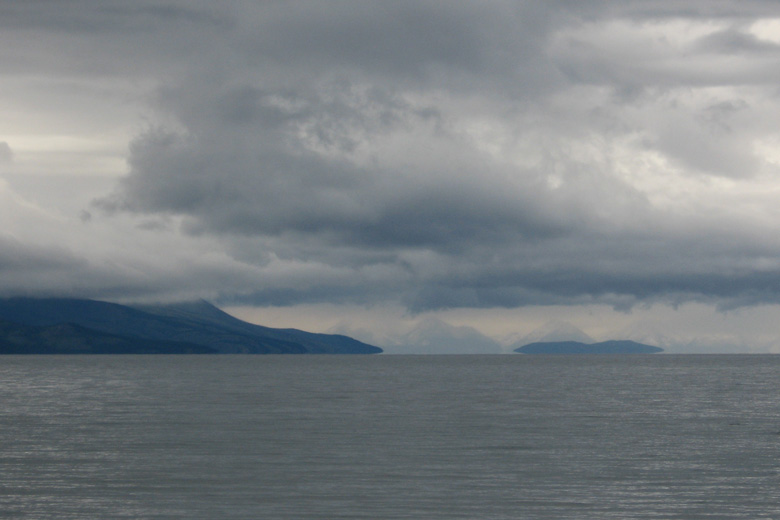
<box><xmin>1</xmin><ymin>355</ymin><xmax>779</xmax><ymax>519</ymax></box>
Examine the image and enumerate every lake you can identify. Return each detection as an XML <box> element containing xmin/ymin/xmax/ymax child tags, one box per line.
<box><xmin>1</xmin><ymin>354</ymin><xmax>779</xmax><ymax>519</ymax></box>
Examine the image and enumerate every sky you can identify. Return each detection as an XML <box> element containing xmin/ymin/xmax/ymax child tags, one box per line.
<box><xmin>4</xmin><ymin>1</ymin><xmax>780</xmax><ymax>353</ymax></box>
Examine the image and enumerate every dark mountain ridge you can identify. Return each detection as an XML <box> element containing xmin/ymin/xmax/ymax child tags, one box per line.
<box><xmin>0</xmin><ymin>298</ymin><xmax>382</xmax><ymax>354</ymax></box>
<box><xmin>0</xmin><ymin>319</ymin><xmax>216</xmax><ymax>354</ymax></box>
<box><xmin>515</xmin><ymin>340</ymin><xmax>663</xmax><ymax>354</ymax></box>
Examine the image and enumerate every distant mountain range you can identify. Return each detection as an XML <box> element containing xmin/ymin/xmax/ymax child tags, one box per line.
<box><xmin>514</xmin><ymin>340</ymin><xmax>663</xmax><ymax>354</ymax></box>
<box><xmin>381</xmin><ymin>317</ymin><xmax>504</xmax><ymax>354</ymax></box>
<box><xmin>509</xmin><ymin>320</ymin><xmax>594</xmax><ymax>346</ymax></box>
<box><xmin>0</xmin><ymin>298</ymin><xmax>382</xmax><ymax>354</ymax></box>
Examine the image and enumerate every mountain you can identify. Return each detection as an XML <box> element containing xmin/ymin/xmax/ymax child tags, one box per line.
<box><xmin>380</xmin><ymin>317</ymin><xmax>503</xmax><ymax>354</ymax></box>
<box><xmin>0</xmin><ymin>298</ymin><xmax>382</xmax><ymax>354</ymax></box>
<box><xmin>514</xmin><ymin>340</ymin><xmax>663</xmax><ymax>354</ymax></box>
<box><xmin>505</xmin><ymin>320</ymin><xmax>593</xmax><ymax>349</ymax></box>
<box><xmin>0</xmin><ymin>319</ymin><xmax>216</xmax><ymax>354</ymax></box>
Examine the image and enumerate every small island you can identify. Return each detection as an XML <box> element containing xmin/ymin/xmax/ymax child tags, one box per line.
<box><xmin>514</xmin><ymin>340</ymin><xmax>663</xmax><ymax>354</ymax></box>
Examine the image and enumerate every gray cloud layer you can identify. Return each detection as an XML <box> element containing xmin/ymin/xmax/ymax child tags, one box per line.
<box><xmin>6</xmin><ymin>1</ymin><xmax>780</xmax><ymax>312</ymax></box>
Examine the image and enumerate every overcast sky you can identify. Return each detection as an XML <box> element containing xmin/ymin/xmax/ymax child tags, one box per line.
<box><xmin>4</xmin><ymin>1</ymin><xmax>780</xmax><ymax>352</ymax></box>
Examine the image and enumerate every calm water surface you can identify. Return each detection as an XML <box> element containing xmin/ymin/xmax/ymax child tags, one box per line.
<box><xmin>1</xmin><ymin>355</ymin><xmax>779</xmax><ymax>519</ymax></box>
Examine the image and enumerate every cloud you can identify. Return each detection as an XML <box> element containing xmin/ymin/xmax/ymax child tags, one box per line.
<box><xmin>2</xmin><ymin>1</ymin><xmax>780</xmax><ymax>322</ymax></box>
<box><xmin>86</xmin><ymin>2</ymin><xmax>780</xmax><ymax>312</ymax></box>
<box><xmin>0</xmin><ymin>142</ymin><xmax>11</xmax><ymax>163</ymax></box>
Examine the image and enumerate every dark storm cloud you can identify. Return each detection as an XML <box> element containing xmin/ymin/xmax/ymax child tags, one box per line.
<box><xmin>104</xmin><ymin>126</ymin><xmax>562</xmax><ymax>251</ymax></box>
<box><xmin>0</xmin><ymin>1</ymin><xmax>231</xmax><ymax>80</ymax></box>
<box><xmin>5</xmin><ymin>0</ymin><xmax>780</xmax><ymax>312</ymax></box>
<box><xmin>0</xmin><ymin>1</ymin><xmax>227</xmax><ymax>34</ymax></box>
<box><xmin>91</xmin><ymin>1</ymin><xmax>780</xmax><ymax>310</ymax></box>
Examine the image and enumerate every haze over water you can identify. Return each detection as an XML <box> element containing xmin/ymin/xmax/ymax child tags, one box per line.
<box><xmin>1</xmin><ymin>354</ymin><xmax>779</xmax><ymax>519</ymax></box>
